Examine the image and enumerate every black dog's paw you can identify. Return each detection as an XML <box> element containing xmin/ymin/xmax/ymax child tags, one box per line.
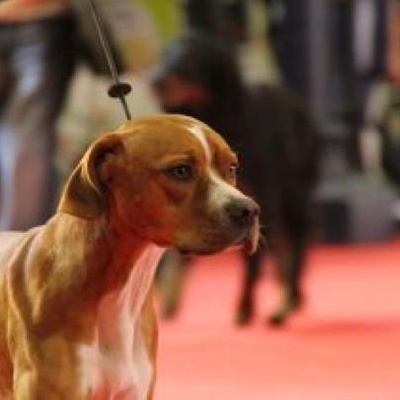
<box><xmin>162</xmin><ymin>301</ymin><xmax>180</xmax><ymax>320</ymax></box>
<box><xmin>268</xmin><ymin>293</ymin><xmax>303</xmax><ymax>327</ymax></box>
<box><xmin>268</xmin><ymin>310</ymin><xmax>287</xmax><ymax>326</ymax></box>
<box><xmin>235</xmin><ymin>297</ymin><xmax>254</xmax><ymax>326</ymax></box>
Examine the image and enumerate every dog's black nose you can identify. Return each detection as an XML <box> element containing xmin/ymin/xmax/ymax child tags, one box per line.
<box><xmin>226</xmin><ymin>198</ymin><xmax>260</xmax><ymax>227</ymax></box>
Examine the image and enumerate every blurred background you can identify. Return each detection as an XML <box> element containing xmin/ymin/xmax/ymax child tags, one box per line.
<box><xmin>1</xmin><ymin>0</ymin><xmax>400</xmax><ymax>399</ymax></box>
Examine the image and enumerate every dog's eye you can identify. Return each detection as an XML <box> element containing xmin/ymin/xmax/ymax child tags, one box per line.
<box><xmin>229</xmin><ymin>164</ymin><xmax>238</xmax><ymax>179</ymax></box>
<box><xmin>167</xmin><ymin>164</ymin><xmax>194</xmax><ymax>181</ymax></box>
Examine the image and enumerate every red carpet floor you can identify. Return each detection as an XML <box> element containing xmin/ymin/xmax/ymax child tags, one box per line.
<box><xmin>155</xmin><ymin>239</ymin><xmax>400</xmax><ymax>400</ymax></box>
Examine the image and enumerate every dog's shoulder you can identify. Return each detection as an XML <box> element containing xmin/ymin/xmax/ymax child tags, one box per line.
<box><xmin>0</xmin><ymin>227</ymin><xmax>43</xmax><ymax>273</ymax></box>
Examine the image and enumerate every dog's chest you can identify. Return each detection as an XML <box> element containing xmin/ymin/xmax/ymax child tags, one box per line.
<box><xmin>78</xmin><ymin>308</ymin><xmax>151</xmax><ymax>400</ymax></box>
<box><xmin>77</xmin><ymin>246</ymin><xmax>163</xmax><ymax>399</ymax></box>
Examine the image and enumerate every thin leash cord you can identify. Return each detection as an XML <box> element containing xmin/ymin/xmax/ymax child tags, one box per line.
<box><xmin>86</xmin><ymin>0</ymin><xmax>132</xmax><ymax>120</ymax></box>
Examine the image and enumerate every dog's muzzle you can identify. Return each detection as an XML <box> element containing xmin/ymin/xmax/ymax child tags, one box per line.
<box><xmin>224</xmin><ymin>197</ymin><xmax>260</xmax><ymax>252</ymax></box>
<box><xmin>225</xmin><ymin>198</ymin><xmax>259</xmax><ymax>229</ymax></box>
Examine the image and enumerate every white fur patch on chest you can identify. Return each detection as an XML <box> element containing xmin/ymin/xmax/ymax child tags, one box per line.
<box><xmin>77</xmin><ymin>245</ymin><xmax>164</xmax><ymax>399</ymax></box>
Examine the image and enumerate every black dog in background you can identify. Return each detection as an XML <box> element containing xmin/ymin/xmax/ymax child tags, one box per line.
<box><xmin>152</xmin><ymin>33</ymin><xmax>319</xmax><ymax>325</ymax></box>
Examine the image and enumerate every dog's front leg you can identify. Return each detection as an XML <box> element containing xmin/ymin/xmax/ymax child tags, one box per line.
<box><xmin>139</xmin><ymin>287</ymin><xmax>158</xmax><ymax>400</ymax></box>
<box><xmin>11</xmin><ymin>335</ymin><xmax>84</xmax><ymax>400</ymax></box>
<box><xmin>14</xmin><ymin>371</ymin><xmax>67</xmax><ymax>400</ymax></box>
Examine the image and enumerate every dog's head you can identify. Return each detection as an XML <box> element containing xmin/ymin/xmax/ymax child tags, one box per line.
<box><xmin>58</xmin><ymin>115</ymin><xmax>259</xmax><ymax>254</ymax></box>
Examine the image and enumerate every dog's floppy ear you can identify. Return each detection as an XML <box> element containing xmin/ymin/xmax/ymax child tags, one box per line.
<box><xmin>58</xmin><ymin>133</ymin><xmax>124</xmax><ymax>219</ymax></box>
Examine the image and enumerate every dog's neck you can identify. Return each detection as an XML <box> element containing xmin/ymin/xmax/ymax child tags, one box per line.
<box><xmin>52</xmin><ymin>213</ymin><xmax>151</xmax><ymax>289</ymax></box>
<box><xmin>41</xmin><ymin>213</ymin><xmax>163</xmax><ymax>339</ymax></box>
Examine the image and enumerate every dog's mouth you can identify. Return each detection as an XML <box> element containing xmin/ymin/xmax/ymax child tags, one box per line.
<box><xmin>177</xmin><ymin>220</ymin><xmax>260</xmax><ymax>256</ymax></box>
<box><xmin>232</xmin><ymin>224</ymin><xmax>260</xmax><ymax>254</ymax></box>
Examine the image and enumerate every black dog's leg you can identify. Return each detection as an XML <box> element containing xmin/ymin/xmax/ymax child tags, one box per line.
<box><xmin>236</xmin><ymin>249</ymin><xmax>264</xmax><ymax>325</ymax></box>
<box><xmin>269</xmin><ymin>235</ymin><xmax>306</xmax><ymax>326</ymax></box>
<box><xmin>156</xmin><ymin>249</ymin><xmax>192</xmax><ymax>319</ymax></box>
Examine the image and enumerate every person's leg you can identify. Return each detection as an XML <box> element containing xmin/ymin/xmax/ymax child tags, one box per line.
<box><xmin>236</xmin><ymin>248</ymin><xmax>264</xmax><ymax>325</ymax></box>
<box><xmin>0</xmin><ymin>17</ymin><xmax>75</xmax><ymax>230</ymax></box>
<box><xmin>0</xmin><ymin>28</ymin><xmax>13</xmax><ymax>216</ymax></box>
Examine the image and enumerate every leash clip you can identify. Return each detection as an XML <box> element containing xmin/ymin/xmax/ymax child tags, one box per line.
<box><xmin>86</xmin><ymin>0</ymin><xmax>133</xmax><ymax>120</ymax></box>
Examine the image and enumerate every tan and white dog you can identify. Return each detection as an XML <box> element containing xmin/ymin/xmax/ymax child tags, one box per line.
<box><xmin>0</xmin><ymin>115</ymin><xmax>259</xmax><ymax>399</ymax></box>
